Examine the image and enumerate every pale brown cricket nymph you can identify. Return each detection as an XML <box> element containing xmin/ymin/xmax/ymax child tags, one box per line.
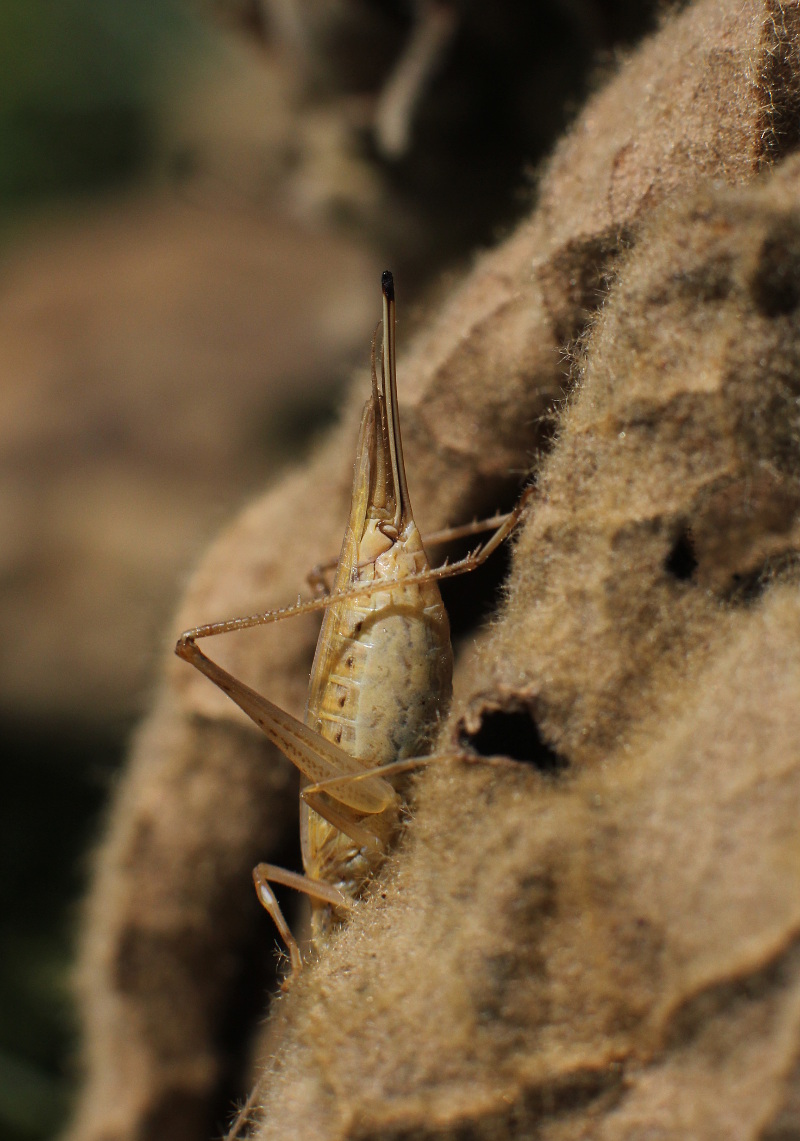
<box><xmin>292</xmin><ymin>269</ymin><xmax>453</xmax><ymax>946</ymax></box>
<box><xmin>176</xmin><ymin>270</ymin><xmax>532</xmax><ymax>975</ymax></box>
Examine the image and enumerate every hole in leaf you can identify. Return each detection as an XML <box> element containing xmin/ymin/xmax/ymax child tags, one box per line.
<box><xmin>664</xmin><ymin>526</ymin><xmax>697</xmax><ymax>581</ymax></box>
<box><xmin>459</xmin><ymin>705</ymin><xmax>568</xmax><ymax>773</ymax></box>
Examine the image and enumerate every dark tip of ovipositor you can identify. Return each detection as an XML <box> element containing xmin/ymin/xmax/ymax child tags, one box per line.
<box><xmin>381</xmin><ymin>270</ymin><xmax>394</xmax><ymax>301</ymax></box>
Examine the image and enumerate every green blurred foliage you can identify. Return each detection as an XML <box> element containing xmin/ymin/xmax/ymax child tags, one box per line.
<box><xmin>0</xmin><ymin>0</ymin><xmax>197</xmax><ymax>210</ymax></box>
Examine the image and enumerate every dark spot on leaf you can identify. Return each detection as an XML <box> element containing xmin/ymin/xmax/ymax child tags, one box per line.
<box><xmin>139</xmin><ymin>1087</ymin><xmax>210</xmax><ymax>1141</ymax></box>
<box><xmin>750</xmin><ymin>229</ymin><xmax>800</xmax><ymax>317</ymax></box>
<box><xmin>726</xmin><ymin>566</ymin><xmax>771</xmax><ymax>605</ymax></box>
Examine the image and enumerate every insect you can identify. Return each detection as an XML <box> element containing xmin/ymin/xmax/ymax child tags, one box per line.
<box><xmin>176</xmin><ymin>271</ymin><xmax>532</xmax><ymax>977</ymax></box>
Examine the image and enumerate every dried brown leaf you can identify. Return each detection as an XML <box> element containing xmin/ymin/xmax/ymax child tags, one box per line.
<box><xmin>65</xmin><ymin>3</ymin><xmax>800</xmax><ymax>1139</ymax></box>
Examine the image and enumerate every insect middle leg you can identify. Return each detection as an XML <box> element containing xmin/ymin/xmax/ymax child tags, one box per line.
<box><xmin>252</xmin><ymin>864</ymin><xmax>352</xmax><ymax>978</ymax></box>
<box><xmin>305</xmin><ymin>507</ymin><xmax>526</xmax><ymax>597</ymax></box>
<box><xmin>177</xmin><ymin>485</ymin><xmax>535</xmax><ymax>650</ymax></box>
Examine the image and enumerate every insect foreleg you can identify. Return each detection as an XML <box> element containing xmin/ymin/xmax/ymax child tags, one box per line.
<box><xmin>306</xmin><ymin>561</ymin><xmax>333</xmax><ymax>598</ymax></box>
<box><xmin>420</xmin><ymin>507</ymin><xmax>526</xmax><ymax>550</ymax></box>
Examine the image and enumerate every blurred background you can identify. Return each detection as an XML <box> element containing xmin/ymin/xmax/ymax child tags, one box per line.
<box><xmin>0</xmin><ymin>2</ymin><xmax>666</xmax><ymax>1137</ymax></box>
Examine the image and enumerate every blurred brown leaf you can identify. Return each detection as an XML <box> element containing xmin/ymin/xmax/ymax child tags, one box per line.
<box><xmin>0</xmin><ymin>194</ymin><xmax>373</xmax><ymax>723</ymax></box>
